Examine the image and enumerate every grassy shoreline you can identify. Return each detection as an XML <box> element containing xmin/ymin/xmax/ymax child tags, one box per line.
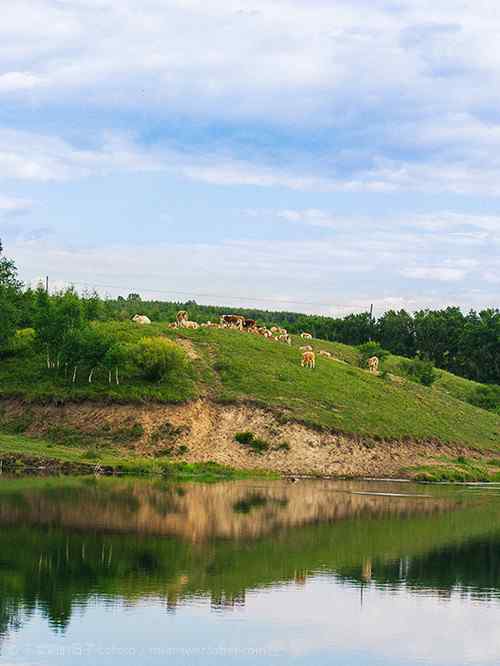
<box><xmin>0</xmin><ymin>431</ymin><xmax>276</xmax><ymax>481</ymax></box>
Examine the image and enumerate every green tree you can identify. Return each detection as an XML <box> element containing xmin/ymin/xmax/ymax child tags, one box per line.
<box><xmin>35</xmin><ymin>288</ymin><xmax>85</xmax><ymax>368</ymax></box>
<box><xmin>0</xmin><ymin>241</ymin><xmax>22</xmax><ymax>351</ymax></box>
<box><xmin>377</xmin><ymin>310</ymin><xmax>416</xmax><ymax>357</ymax></box>
<box><xmin>103</xmin><ymin>342</ymin><xmax>132</xmax><ymax>385</ymax></box>
<box><xmin>460</xmin><ymin>309</ymin><xmax>500</xmax><ymax>383</ymax></box>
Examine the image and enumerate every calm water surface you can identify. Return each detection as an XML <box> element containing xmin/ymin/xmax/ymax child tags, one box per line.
<box><xmin>0</xmin><ymin>477</ymin><xmax>500</xmax><ymax>665</ymax></box>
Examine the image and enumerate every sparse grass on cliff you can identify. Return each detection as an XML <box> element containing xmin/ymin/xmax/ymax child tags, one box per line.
<box><xmin>0</xmin><ymin>431</ymin><xmax>273</xmax><ymax>480</ymax></box>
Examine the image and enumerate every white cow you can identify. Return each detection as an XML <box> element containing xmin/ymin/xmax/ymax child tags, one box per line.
<box><xmin>132</xmin><ymin>314</ymin><xmax>151</xmax><ymax>325</ymax></box>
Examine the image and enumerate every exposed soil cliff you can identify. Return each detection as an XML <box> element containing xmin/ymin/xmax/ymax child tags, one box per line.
<box><xmin>0</xmin><ymin>399</ymin><xmax>490</xmax><ymax>478</ymax></box>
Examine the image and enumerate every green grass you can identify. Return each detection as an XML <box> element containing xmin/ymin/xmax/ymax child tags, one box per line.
<box><xmin>0</xmin><ymin>432</ymin><xmax>274</xmax><ymax>480</ymax></box>
<box><xmin>0</xmin><ymin>323</ymin><xmax>499</xmax><ymax>450</ymax></box>
<box><xmin>186</xmin><ymin>328</ymin><xmax>499</xmax><ymax>448</ymax></box>
<box><xmin>408</xmin><ymin>455</ymin><xmax>500</xmax><ymax>482</ymax></box>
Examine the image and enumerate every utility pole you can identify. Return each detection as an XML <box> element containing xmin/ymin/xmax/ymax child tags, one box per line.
<box><xmin>45</xmin><ymin>276</ymin><xmax>49</xmax><ymax>294</ymax></box>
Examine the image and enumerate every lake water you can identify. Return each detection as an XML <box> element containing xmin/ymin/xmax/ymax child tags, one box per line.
<box><xmin>0</xmin><ymin>477</ymin><xmax>499</xmax><ymax>666</ymax></box>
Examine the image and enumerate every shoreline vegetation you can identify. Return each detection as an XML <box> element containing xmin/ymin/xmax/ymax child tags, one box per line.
<box><xmin>0</xmin><ymin>432</ymin><xmax>275</xmax><ymax>481</ymax></box>
<box><xmin>1</xmin><ymin>430</ymin><xmax>500</xmax><ymax>483</ymax></box>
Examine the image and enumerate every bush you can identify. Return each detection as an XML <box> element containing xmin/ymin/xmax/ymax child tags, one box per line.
<box><xmin>468</xmin><ymin>385</ymin><xmax>500</xmax><ymax>413</ymax></box>
<box><xmin>131</xmin><ymin>337</ymin><xmax>187</xmax><ymax>382</ymax></box>
<box><xmin>1</xmin><ymin>328</ymin><xmax>36</xmax><ymax>358</ymax></box>
<box><xmin>234</xmin><ymin>431</ymin><xmax>269</xmax><ymax>454</ymax></box>
<box><xmin>357</xmin><ymin>342</ymin><xmax>390</xmax><ymax>368</ymax></box>
<box><xmin>400</xmin><ymin>357</ymin><xmax>437</xmax><ymax>386</ymax></box>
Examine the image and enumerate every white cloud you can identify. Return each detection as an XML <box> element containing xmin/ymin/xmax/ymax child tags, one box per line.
<box><xmin>0</xmin><ymin>71</ymin><xmax>43</xmax><ymax>93</ymax></box>
<box><xmin>0</xmin><ymin>130</ymin><xmax>163</xmax><ymax>182</ymax></box>
<box><xmin>0</xmin><ymin>195</ymin><xmax>32</xmax><ymax>217</ymax></box>
<box><xmin>401</xmin><ymin>266</ymin><xmax>467</xmax><ymax>282</ymax></box>
<box><xmin>5</xmin><ymin>126</ymin><xmax>500</xmax><ymax>198</ymax></box>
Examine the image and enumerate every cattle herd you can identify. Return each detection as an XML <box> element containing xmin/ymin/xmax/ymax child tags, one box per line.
<box><xmin>132</xmin><ymin>311</ymin><xmax>380</xmax><ymax>373</ymax></box>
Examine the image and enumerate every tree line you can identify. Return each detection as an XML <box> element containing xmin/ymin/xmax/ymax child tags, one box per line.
<box><xmin>1</xmin><ymin>241</ymin><xmax>498</xmax><ymax>385</ymax></box>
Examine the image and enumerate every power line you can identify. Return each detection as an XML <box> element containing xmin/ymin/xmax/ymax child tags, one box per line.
<box><xmin>33</xmin><ymin>276</ymin><xmax>348</xmax><ymax>311</ymax></box>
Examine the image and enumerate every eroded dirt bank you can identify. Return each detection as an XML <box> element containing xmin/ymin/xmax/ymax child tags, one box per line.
<box><xmin>0</xmin><ymin>399</ymin><xmax>490</xmax><ymax>478</ymax></box>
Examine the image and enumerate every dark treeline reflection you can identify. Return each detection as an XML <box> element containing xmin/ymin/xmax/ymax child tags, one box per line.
<box><xmin>0</xmin><ymin>478</ymin><xmax>499</xmax><ymax>642</ymax></box>
<box><xmin>338</xmin><ymin>537</ymin><xmax>500</xmax><ymax>601</ymax></box>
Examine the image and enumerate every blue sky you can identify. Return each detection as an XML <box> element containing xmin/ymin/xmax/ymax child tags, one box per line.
<box><xmin>0</xmin><ymin>0</ymin><xmax>499</xmax><ymax>314</ymax></box>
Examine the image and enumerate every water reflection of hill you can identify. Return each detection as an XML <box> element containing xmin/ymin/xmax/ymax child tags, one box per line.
<box><xmin>0</xmin><ymin>478</ymin><xmax>457</xmax><ymax>540</ymax></box>
<box><xmin>0</xmin><ymin>478</ymin><xmax>499</xmax><ymax>641</ymax></box>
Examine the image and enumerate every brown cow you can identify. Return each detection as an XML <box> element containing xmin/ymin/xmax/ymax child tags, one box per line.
<box><xmin>301</xmin><ymin>351</ymin><xmax>316</xmax><ymax>369</ymax></box>
<box><xmin>301</xmin><ymin>332</ymin><xmax>313</xmax><ymax>340</ymax></box>
<box><xmin>220</xmin><ymin>314</ymin><xmax>245</xmax><ymax>330</ymax></box>
<box><xmin>276</xmin><ymin>333</ymin><xmax>292</xmax><ymax>345</ymax></box>
<box><xmin>242</xmin><ymin>318</ymin><xmax>257</xmax><ymax>330</ymax></box>
<box><xmin>300</xmin><ymin>345</ymin><xmax>313</xmax><ymax>352</ymax></box>
<box><xmin>319</xmin><ymin>350</ymin><xmax>332</xmax><ymax>358</ymax></box>
<box><xmin>368</xmin><ymin>356</ymin><xmax>379</xmax><ymax>374</ymax></box>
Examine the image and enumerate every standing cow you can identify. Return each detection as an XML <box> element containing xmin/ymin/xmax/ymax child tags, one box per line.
<box><xmin>176</xmin><ymin>310</ymin><xmax>189</xmax><ymax>327</ymax></box>
<box><xmin>301</xmin><ymin>351</ymin><xmax>316</xmax><ymax>369</ymax></box>
<box><xmin>220</xmin><ymin>314</ymin><xmax>245</xmax><ymax>330</ymax></box>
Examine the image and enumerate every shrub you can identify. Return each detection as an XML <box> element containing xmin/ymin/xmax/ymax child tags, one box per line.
<box><xmin>234</xmin><ymin>431</ymin><xmax>269</xmax><ymax>454</ymax></box>
<box><xmin>6</xmin><ymin>328</ymin><xmax>36</xmax><ymax>356</ymax></box>
<box><xmin>468</xmin><ymin>385</ymin><xmax>500</xmax><ymax>413</ymax></box>
<box><xmin>131</xmin><ymin>337</ymin><xmax>188</xmax><ymax>382</ymax></box>
<box><xmin>400</xmin><ymin>357</ymin><xmax>437</xmax><ymax>386</ymax></box>
<box><xmin>234</xmin><ymin>431</ymin><xmax>254</xmax><ymax>445</ymax></box>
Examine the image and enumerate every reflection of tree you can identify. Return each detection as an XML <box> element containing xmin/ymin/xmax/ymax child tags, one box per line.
<box><xmin>339</xmin><ymin>537</ymin><xmax>500</xmax><ymax>601</ymax></box>
<box><xmin>0</xmin><ymin>478</ymin><xmax>498</xmax><ymax>644</ymax></box>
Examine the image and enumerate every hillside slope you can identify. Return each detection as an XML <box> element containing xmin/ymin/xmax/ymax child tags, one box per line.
<box><xmin>0</xmin><ymin>323</ymin><xmax>499</xmax><ymax>451</ymax></box>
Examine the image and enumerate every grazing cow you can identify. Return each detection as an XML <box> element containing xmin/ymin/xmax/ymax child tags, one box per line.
<box><xmin>276</xmin><ymin>333</ymin><xmax>292</xmax><ymax>345</ymax></box>
<box><xmin>319</xmin><ymin>350</ymin><xmax>332</xmax><ymax>358</ymax></box>
<box><xmin>242</xmin><ymin>318</ymin><xmax>257</xmax><ymax>330</ymax></box>
<box><xmin>258</xmin><ymin>327</ymin><xmax>273</xmax><ymax>338</ymax></box>
<box><xmin>132</xmin><ymin>314</ymin><xmax>151</xmax><ymax>325</ymax></box>
<box><xmin>176</xmin><ymin>310</ymin><xmax>189</xmax><ymax>326</ymax></box>
<box><xmin>368</xmin><ymin>356</ymin><xmax>379</xmax><ymax>374</ymax></box>
<box><xmin>301</xmin><ymin>350</ymin><xmax>316</xmax><ymax>369</ymax></box>
<box><xmin>220</xmin><ymin>314</ymin><xmax>245</xmax><ymax>330</ymax></box>
<box><xmin>300</xmin><ymin>345</ymin><xmax>313</xmax><ymax>352</ymax></box>
<box><xmin>301</xmin><ymin>332</ymin><xmax>313</xmax><ymax>340</ymax></box>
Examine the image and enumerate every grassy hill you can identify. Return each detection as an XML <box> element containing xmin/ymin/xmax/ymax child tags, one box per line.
<box><xmin>0</xmin><ymin>322</ymin><xmax>499</xmax><ymax>453</ymax></box>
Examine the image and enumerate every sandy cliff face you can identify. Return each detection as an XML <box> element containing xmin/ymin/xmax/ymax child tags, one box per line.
<box><xmin>0</xmin><ymin>399</ymin><xmax>485</xmax><ymax>478</ymax></box>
